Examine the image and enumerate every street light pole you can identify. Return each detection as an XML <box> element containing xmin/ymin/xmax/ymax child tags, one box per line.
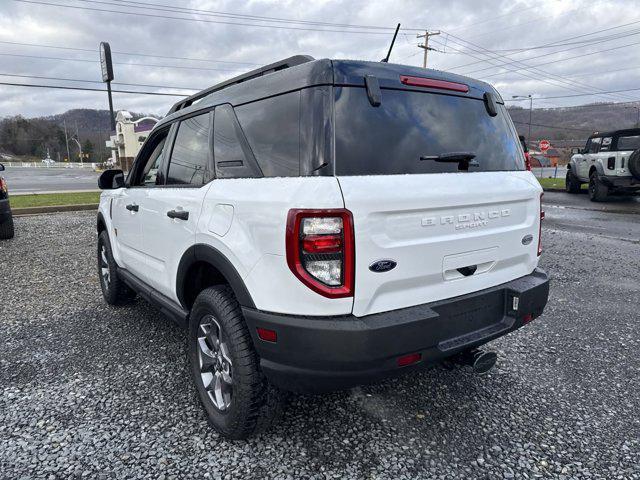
<box><xmin>512</xmin><ymin>95</ymin><xmax>533</xmax><ymax>147</ymax></box>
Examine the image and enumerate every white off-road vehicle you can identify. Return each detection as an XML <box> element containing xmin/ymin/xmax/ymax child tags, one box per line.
<box><xmin>567</xmin><ymin>129</ymin><xmax>640</xmax><ymax>201</ymax></box>
<box><xmin>96</xmin><ymin>56</ymin><xmax>549</xmax><ymax>439</ymax></box>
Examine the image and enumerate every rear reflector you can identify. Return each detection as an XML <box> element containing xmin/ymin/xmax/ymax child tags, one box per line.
<box><xmin>400</xmin><ymin>75</ymin><xmax>469</xmax><ymax>93</ymax></box>
<box><xmin>256</xmin><ymin>327</ymin><xmax>277</xmax><ymax>343</ymax></box>
<box><xmin>522</xmin><ymin>313</ymin><xmax>533</xmax><ymax>324</ymax></box>
<box><xmin>397</xmin><ymin>352</ymin><xmax>422</xmax><ymax>367</ymax></box>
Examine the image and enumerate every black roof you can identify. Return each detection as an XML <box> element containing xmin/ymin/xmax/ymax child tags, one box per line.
<box><xmin>590</xmin><ymin>128</ymin><xmax>640</xmax><ymax>138</ymax></box>
<box><xmin>157</xmin><ymin>56</ymin><xmax>501</xmax><ymax>129</ymax></box>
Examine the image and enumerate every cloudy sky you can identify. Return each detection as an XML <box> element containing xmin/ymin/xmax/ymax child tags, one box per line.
<box><xmin>0</xmin><ymin>0</ymin><xmax>639</xmax><ymax>118</ymax></box>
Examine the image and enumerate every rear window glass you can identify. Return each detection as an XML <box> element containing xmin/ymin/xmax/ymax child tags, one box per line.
<box><xmin>617</xmin><ymin>134</ymin><xmax>640</xmax><ymax>151</ymax></box>
<box><xmin>235</xmin><ymin>91</ymin><xmax>301</xmax><ymax>177</ymax></box>
<box><xmin>333</xmin><ymin>87</ymin><xmax>524</xmax><ymax>175</ymax></box>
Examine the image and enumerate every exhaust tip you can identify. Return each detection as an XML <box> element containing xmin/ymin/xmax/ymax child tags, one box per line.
<box><xmin>471</xmin><ymin>350</ymin><xmax>497</xmax><ymax>375</ymax></box>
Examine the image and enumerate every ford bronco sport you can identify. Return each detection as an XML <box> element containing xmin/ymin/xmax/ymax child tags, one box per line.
<box><xmin>567</xmin><ymin>129</ymin><xmax>640</xmax><ymax>201</ymax></box>
<box><xmin>97</xmin><ymin>56</ymin><xmax>550</xmax><ymax>439</ymax></box>
<box><xmin>0</xmin><ymin>163</ymin><xmax>14</xmax><ymax>240</ymax></box>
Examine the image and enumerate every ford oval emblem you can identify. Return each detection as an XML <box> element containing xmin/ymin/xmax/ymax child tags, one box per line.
<box><xmin>521</xmin><ymin>234</ymin><xmax>534</xmax><ymax>245</ymax></box>
<box><xmin>369</xmin><ymin>259</ymin><xmax>397</xmax><ymax>273</ymax></box>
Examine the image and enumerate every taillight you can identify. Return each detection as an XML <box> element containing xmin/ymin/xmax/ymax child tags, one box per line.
<box><xmin>286</xmin><ymin>209</ymin><xmax>354</xmax><ymax>298</ymax></box>
<box><xmin>538</xmin><ymin>193</ymin><xmax>544</xmax><ymax>256</ymax></box>
<box><xmin>525</xmin><ymin>152</ymin><xmax>532</xmax><ymax>171</ymax></box>
<box><xmin>0</xmin><ymin>177</ymin><xmax>6</xmax><ymax>193</ymax></box>
<box><xmin>399</xmin><ymin>75</ymin><xmax>469</xmax><ymax>93</ymax></box>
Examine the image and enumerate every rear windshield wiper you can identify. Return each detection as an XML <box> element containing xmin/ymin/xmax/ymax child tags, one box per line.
<box><xmin>420</xmin><ymin>152</ymin><xmax>479</xmax><ymax>170</ymax></box>
<box><xmin>420</xmin><ymin>152</ymin><xmax>476</xmax><ymax>162</ymax></box>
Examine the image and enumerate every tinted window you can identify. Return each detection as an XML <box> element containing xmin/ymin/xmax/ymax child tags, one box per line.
<box><xmin>600</xmin><ymin>137</ymin><xmax>612</xmax><ymax>151</ymax></box>
<box><xmin>334</xmin><ymin>87</ymin><xmax>524</xmax><ymax>175</ymax></box>
<box><xmin>130</xmin><ymin>128</ymin><xmax>168</xmax><ymax>186</ymax></box>
<box><xmin>617</xmin><ymin>134</ymin><xmax>640</xmax><ymax>151</ymax></box>
<box><xmin>166</xmin><ymin>113</ymin><xmax>212</xmax><ymax>186</ymax></box>
<box><xmin>213</xmin><ymin>104</ymin><xmax>262</xmax><ymax>179</ymax></box>
<box><xmin>235</xmin><ymin>92</ymin><xmax>300</xmax><ymax>177</ymax></box>
<box><xmin>141</xmin><ymin>137</ymin><xmax>166</xmax><ymax>186</ymax></box>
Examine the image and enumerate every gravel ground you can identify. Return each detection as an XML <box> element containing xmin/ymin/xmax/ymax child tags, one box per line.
<box><xmin>0</xmin><ymin>211</ymin><xmax>638</xmax><ymax>479</ymax></box>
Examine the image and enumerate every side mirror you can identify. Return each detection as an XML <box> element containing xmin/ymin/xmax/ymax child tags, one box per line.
<box><xmin>571</xmin><ymin>147</ymin><xmax>580</xmax><ymax>155</ymax></box>
<box><xmin>0</xmin><ymin>163</ymin><xmax>4</xmax><ymax>172</ymax></box>
<box><xmin>98</xmin><ymin>169</ymin><xmax>125</xmax><ymax>189</ymax></box>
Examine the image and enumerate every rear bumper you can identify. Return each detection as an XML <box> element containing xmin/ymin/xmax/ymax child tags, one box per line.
<box><xmin>600</xmin><ymin>175</ymin><xmax>640</xmax><ymax>190</ymax></box>
<box><xmin>0</xmin><ymin>198</ymin><xmax>11</xmax><ymax>222</ymax></box>
<box><xmin>243</xmin><ymin>268</ymin><xmax>550</xmax><ymax>392</ymax></box>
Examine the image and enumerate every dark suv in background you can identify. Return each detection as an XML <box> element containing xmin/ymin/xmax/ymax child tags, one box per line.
<box><xmin>0</xmin><ymin>163</ymin><xmax>15</xmax><ymax>239</ymax></box>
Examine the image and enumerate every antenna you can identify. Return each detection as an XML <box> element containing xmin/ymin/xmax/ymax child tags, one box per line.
<box><xmin>381</xmin><ymin>23</ymin><xmax>401</xmax><ymax>63</ymax></box>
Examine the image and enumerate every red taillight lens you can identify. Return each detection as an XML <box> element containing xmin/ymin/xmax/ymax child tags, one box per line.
<box><xmin>399</xmin><ymin>75</ymin><xmax>469</xmax><ymax>93</ymax></box>
<box><xmin>302</xmin><ymin>234</ymin><xmax>342</xmax><ymax>254</ymax></box>
<box><xmin>0</xmin><ymin>177</ymin><xmax>6</xmax><ymax>193</ymax></box>
<box><xmin>538</xmin><ymin>193</ymin><xmax>544</xmax><ymax>256</ymax></box>
<box><xmin>286</xmin><ymin>209</ymin><xmax>355</xmax><ymax>298</ymax></box>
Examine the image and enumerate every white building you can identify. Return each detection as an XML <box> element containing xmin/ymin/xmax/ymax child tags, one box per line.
<box><xmin>106</xmin><ymin>111</ymin><xmax>159</xmax><ymax>170</ymax></box>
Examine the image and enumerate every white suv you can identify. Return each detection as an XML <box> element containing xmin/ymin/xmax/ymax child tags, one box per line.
<box><xmin>567</xmin><ymin>129</ymin><xmax>640</xmax><ymax>201</ymax></box>
<box><xmin>96</xmin><ymin>56</ymin><xmax>549</xmax><ymax>439</ymax></box>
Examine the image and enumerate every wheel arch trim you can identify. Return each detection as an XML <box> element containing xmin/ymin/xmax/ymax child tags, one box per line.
<box><xmin>176</xmin><ymin>244</ymin><xmax>256</xmax><ymax>310</ymax></box>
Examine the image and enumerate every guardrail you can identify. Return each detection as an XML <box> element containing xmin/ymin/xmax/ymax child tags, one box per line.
<box><xmin>2</xmin><ymin>161</ymin><xmax>100</xmax><ymax>169</ymax></box>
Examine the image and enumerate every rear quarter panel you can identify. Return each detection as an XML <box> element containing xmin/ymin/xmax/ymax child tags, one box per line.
<box><xmin>197</xmin><ymin>176</ymin><xmax>352</xmax><ymax>316</ymax></box>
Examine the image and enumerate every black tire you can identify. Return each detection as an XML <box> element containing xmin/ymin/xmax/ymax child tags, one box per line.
<box><xmin>0</xmin><ymin>215</ymin><xmax>14</xmax><ymax>240</ymax></box>
<box><xmin>628</xmin><ymin>149</ymin><xmax>640</xmax><ymax>181</ymax></box>
<box><xmin>97</xmin><ymin>230</ymin><xmax>136</xmax><ymax>305</ymax></box>
<box><xmin>588</xmin><ymin>171</ymin><xmax>608</xmax><ymax>202</ymax></box>
<box><xmin>565</xmin><ymin>169</ymin><xmax>581</xmax><ymax>194</ymax></box>
<box><xmin>188</xmin><ymin>285</ymin><xmax>284</xmax><ymax>439</ymax></box>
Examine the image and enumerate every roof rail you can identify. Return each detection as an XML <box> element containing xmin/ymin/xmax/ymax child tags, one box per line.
<box><xmin>167</xmin><ymin>55</ymin><xmax>315</xmax><ymax>115</ymax></box>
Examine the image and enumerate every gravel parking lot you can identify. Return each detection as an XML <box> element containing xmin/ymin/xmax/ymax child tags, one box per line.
<box><xmin>1</xmin><ymin>208</ymin><xmax>638</xmax><ymax>479</ymax></box>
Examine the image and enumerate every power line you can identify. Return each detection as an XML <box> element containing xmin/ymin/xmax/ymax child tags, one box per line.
<box><xmin>0</xmin><ymin>40</ymin><xmax>261</xmax><ymax>66</ymax></box>
<box><xmin>0</xmin><ymin>81</ymin><xmax>187</xmax><ymax>96</ymax></box>
<box><xmin>12</xmin><ymin>0</ymin><xmax>420</xmax><ymax>35</ymax></box>
<box><xmin>460</xmin><ymin>29</ymin><xmax>640</xmax><ymax>77</ymax></box>
<box><xmin>0</xmin><ymin>73</ymin><xmax>201</xmax><ymax>91</ymax></box>
<box><xmin>105</xmin><ymin>0</ymin><xmax>415</xmax><ymax>31</ymax></box>
<box><xmin>445</xmin><ymin>4</ymin><xmax>538</xmax><ymax>33</ymax></box>
<box><xmin>433</xmin><ymin>33</ymin><xmax>637</xmax><ymax>103</ymax></box>
<box><xmin>0</xmin><ymin>52</ymin><xmax>246</xmax><ymax>73</ymax></box>
<box><xmin>449</xmin><ymin>17</ymin><xmax>640</xmax><ymax>71</ymax></box>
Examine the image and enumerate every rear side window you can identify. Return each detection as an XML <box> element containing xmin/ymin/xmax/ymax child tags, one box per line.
<box><xmin>617</xmin><ymin>134</ymin><xmax>640</xmax><ymax>151</ymax></box>
<box><xmin>166</xmin><ymin>112</ymin><xmax>212</xmax><ymax>186</ymax></box>
<box><xmin>213</xmin><ymin>104</ymin><xmax>262</xmax><ymax>179</ymax></box>
<box><xmin>235</xmin><ymin>92</ymin><xmax>301</xmax><ymax>177</ymax></box>
<box><xmin>333</xmin><ymin>87</ymin><xmax>524</xmax><ymax>175</ymax></box>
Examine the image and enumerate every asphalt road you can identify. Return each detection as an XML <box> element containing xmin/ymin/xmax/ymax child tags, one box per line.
<box><xmin>0</xmin><ymin>195</ymin><xmax>638</xmax><ymax>479</ymax></box>
<box><xmin>2</xmin><ymin>166</ymin><xmax>100</xmax><ymax>193</ymax></box>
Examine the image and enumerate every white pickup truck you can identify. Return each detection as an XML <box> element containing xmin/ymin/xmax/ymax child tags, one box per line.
<box><xmin>567</xmin><ymin>129</ymin><xmax>640</xmax><ymax>201</ymax></box>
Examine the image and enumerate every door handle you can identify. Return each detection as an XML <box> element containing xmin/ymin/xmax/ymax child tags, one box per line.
<box><xmin>167</xmin><ymin>209</ymin><xmax>189</xmax><ymax>220</ymax></box>
<box><xmin>126</xmin><ymin>203</ymin><xmax>139</xmax><ymax>212</ymax></box>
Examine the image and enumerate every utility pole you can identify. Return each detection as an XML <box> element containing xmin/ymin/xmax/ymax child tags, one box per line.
<box><xmin>417</xmin><ymin>30</ymin><xmax>440</xmax><ymax>68</ymax></box>
<box><xmin>63</xmin><ymin>120</ymin><xmax>71</xmax><ymax>162</ymax></box>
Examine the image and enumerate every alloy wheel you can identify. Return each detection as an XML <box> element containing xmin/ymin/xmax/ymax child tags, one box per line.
<box><xmin>99</xmin><ymin>244</ymin><xmax>110</xmax><ymax>287</ymax></box>
<box><xmin>197</xmin><ymin>315</ymin><xmax>233</xmax><ymax>411</ymax></box>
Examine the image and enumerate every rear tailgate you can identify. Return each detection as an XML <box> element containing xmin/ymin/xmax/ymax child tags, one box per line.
<box><xmin>339</xmin><ymin>172</ymin><xmax>541</xmax><ymax>317</ymax></box>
